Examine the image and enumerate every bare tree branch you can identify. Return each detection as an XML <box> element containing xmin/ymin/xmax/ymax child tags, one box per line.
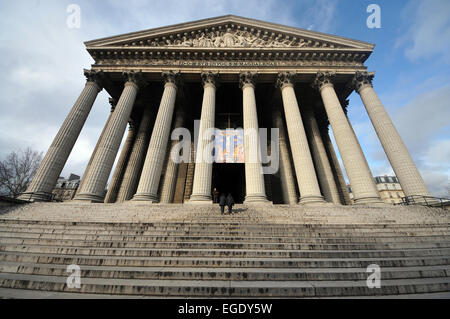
<box><xmin>0</xmin><ymin>148</ymin><xmax>43</xmax><ymax>198</ymax></box>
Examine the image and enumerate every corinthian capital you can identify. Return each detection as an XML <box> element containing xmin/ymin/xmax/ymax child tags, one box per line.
<box><xmin>276</xmin><ymin>72</ymin><xmax>296</xmax><ymax>89</ymax></box>
<box><xmin>239</xmin><ymin>72</ymin><xmax>258</xmax><ymax>89</ymax></box>
<box><xmin>162</xmin><ymin>71</ymin><xmax>181</xmax><ymax>87</ymax></box>
<box><xmin>84</xmin><ymin>69</ymin><xmax>104</xmax><ymax>91</ymax></box>
<box><xmin>312</xmin><ymin>72</ymin><xmax>336</xmax><ymax>91</ymax></box>
<box><xmin>351</xmin><ymin>71</ymin><xmax>374</xmax><ymax>92</ymax></box>
<box><xmin>201</xmin><ymin>71</ymin><xmax>219</xmax><ymax>88</ymax></box>
<box><xmin>123</xmin><ymin>70</ymin><xmax>147</xmax><ymax>89</ymax></box>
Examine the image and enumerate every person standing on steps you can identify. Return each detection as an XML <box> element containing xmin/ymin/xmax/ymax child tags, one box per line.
<box><xmin>219</xmin><ymin>193</ymin><xmax>226</xmax><ymax>215</ymax></box>
<box><xmin>226</xmin><ymin>193</ymin><xmax>235</xmax><ymax>215</ymax></box>
<box><xmin>213</xmin><ymin>188</ymin><xmax>219</xmax><ymax>203</ymax></box>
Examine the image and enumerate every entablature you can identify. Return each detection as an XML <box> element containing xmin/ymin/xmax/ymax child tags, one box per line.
<box><xmin>88</xmin><ymin>47</ymin><xmax>371</xmax><ymax>68</ymax></box>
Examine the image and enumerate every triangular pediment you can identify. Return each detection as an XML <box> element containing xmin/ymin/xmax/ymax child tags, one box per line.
<box><xmin>85</xmin><ymin>15</ymin><xmax>374</xmax><ymax>51</ymax></box>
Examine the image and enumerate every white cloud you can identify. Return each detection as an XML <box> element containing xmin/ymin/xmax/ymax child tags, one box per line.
<box><xmin>301</xmin><ymin>0</ymin><xmax>337</xmax><ymax>33</ymax></box>
<box><xmin>392</xmin><ymin>84</ymin><xmax>450</xmax><ymax>154</ymax></box>
<box><xmin>421</xmin><ymin>170</ymin><xmax>449</xmax><ymax>198</ymax></box>
<box><xmin>419</xmin><ymin>138</ymin><xmax>450</xmax><ymax>197</ymax></box>
<box><xmin>396</xmin><ymin>0</ymin><xmax>450</xmax><ymax>63</ymax></box>
<box><xmin>425</xmin><ymin>139</ymin><xmax>450</xmax><ymax>165</ymax></box>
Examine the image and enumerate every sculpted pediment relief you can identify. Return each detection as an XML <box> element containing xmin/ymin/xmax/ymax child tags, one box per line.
<box><xmin>142</xmin><ymin>28</ymin><xmax>316</xmax><ymax>49</ymax></box>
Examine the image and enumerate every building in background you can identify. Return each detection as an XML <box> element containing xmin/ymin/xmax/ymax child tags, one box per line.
<box><xmin>375</xmin><ymin>176</ymin><xmax>405</xmax><ymax>204</ymax></box>
<box><xmin>348</xmin><ymin>175</ymin><xmax>405</xmax><ymax>205</ymax></box>
<box><xmin>52</xmin><ymin>174</ymin><xmax>80</xmax><ymax>201</ymax></box>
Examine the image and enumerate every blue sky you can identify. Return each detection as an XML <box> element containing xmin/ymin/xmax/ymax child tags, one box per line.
<box><xmin>0</xmin><ymin>0</ymin><xmax>449</xmax><ymax>196</ymax></box>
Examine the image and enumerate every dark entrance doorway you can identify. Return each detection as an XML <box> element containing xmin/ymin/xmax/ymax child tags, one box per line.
<box><xmin>212</xmin><ymin>163</ymin><xmax>245</xmax><ymax>203</ymax></box>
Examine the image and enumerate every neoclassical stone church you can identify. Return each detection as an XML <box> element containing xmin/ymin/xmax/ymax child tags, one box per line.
<box><xmin>21</xmin><ymin>15</ymin><xmax>430</xmax><ymax>205</ymax></box>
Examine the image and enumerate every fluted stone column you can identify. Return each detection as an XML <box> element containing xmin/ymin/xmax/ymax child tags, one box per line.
<box><xmin>240</xmin><ymin>73</ymin><xmax>267</xmax><ymax>203</ymax></box>
<box><xmin>189</xmin><ymin>72</ymin><xmax>218</xmax><ymax>203</ymax></box>
<box><xmin>160</xmin><ymin>108</ymin><xmax>185</xmax><ymax>203</ymax></box>
<box><xmin>276</xmin><ymin>73</ymin><xmax>325</xmax><ymax>204</ymax></box>
<box><xmin>313</xmin><ymin>72</ymin><xmax>381</xmax><ymax>205</ymax></box>
<box><xmin>20</xmin><ymin>69</ymin><xmax>103</xmax><ymax>201</ymax></box>
<box><xmin>183</xmin><ymin>140</ymin><xmax>196</xmax><ymax>202</ymax></box>
<box><xmin>273</xmin><ymin>107</ymin><xmax>298</xmax><ymax>205</ymax></box>
<box><xmin>303</xmin><ymin>106</ymin><xmax>341</xmax><ymax>204</ymax></box>
<box><xmin>75</xmin><ymin>71</ymin><xmax>145</xmax><ymax>202</ymax></box>
<box><xmin>353</xmin><ymin>71</ymin><xmax>431</xmax><ymax>197</ymax></box>
<box><xmin>133</xmin><ymin>71</ymin><xmax>179</xmax><ymax>202</ymax></box>
<box><xmin>116</xmin><ymin>106</ymin><xmax>154</xmax><ymax>202</ymax></box>
<box><xmin>322</xmin><ymin>128</ymin><xmax>352</xmax><ymax>205</ymax></box>
<box><xmin>104</xmin><ymin>121</ymin><xmax>137</xmax><ymax>203</ymax></box>
<box><xmin>77</xmin><ymin>98</ymin><xmax>116</xmax><ymax>195</ymax></box>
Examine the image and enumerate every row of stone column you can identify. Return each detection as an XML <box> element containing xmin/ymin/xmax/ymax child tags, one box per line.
<box><xmin>21</xmin><ymin>69</ymin><xmax>430</xmax><ymax>205</ymax></box>
<box><xmin>74</xmin><ymin>72</ymin><xmax>146</xmax><ymax>202</ymax></box>
<box><xmin>272</xmin><ymin>103</ymin><xmax>350</xmax><ymax>205</ymax></box>
<box><xmin>20</xmin><ymin>70</ymin><xmax>104</xmax><ymax>201</ymax></box>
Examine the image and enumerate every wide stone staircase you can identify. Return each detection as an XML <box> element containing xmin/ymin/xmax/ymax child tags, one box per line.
<box><xmin>0</xmin><ymin>202</ymin><xmax>449</xmax><ymax>298</ymax></box>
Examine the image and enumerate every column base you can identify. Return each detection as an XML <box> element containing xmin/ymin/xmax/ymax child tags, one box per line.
<box><xmin>188</xmin><ymin>194</ymin><xmax>212</xmax><ymax>203</ymax></box>
<box><xmin>299</xmin><ymin>195</ymin><xmax>326</xmax><ymax>206</ymax></box>
<box><xmin>354</xmin><ymin>196</ymin><xmax>384</xmax><ymax>205</ymax></box>
<box><xmin>73</xmin><ymin>193</ymin><xmax>104</xmax><ymax>203</ymax></box>
<box><xmin>185</xmin><ymin>200</ymin><xmax>213</xmax><ymax>205</ymax></box>
<box><xmin>131</xmin><ymin>193</ymin><xmax>159</xmax><ymax>202</ymax></box>
<box><xmin>244</xmin><ymin>194</ymin><xmax>269</xmax><ymax>205</ymax></box>
<box><xmin>18</xmin><ymin>192</ymin><xmax>52</xmax><ymax>202</ymax></box>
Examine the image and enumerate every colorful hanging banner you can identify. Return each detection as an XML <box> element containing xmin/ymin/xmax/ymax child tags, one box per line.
<box><xmin>214</xmin><ymin>129</ymin><xmax>244</xmax><ymax>163</ymax></box>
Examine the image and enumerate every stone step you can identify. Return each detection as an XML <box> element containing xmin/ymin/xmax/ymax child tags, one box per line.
<box><xmin>1</xmin><ymin>244</ymin><xmax>449</xmax><ymax>258</ymax></box>
<box><xmin>1</xmin><ymin>226</ymin><xmax>448</xmax><ymax>238</ymax></box>
<box><xmin>1</xmin><ymin>287</ymin><xmax>449</xmax><ymax>299</ymax></box>
<box><xmin>0</xmin><ymin>287</ymin><xmax>144</xmax><ymax>299</ymax></box>
<box><xmin>2</xmin><ymin>252</ymin><xmax>449</xmax><ymax>268</ymax></box>
<box><xmin>5</xmin><ymin>220</ymin><xmax>426</xmax><ymax>227</ymax></box>
<box><xmin>2</xmin><ymin>221</ymin><xmax>449</xmax><ymax>231</ymax></box>
<box><xmin>1</xmin><ymin>203</ymin><xmax>449</xmax><ymax>298</ymax></box>
<box><xmin>1</xmin><ymin>231</ymin><xmax>449</xmax><ymax>244</ymax></box>
<box><xmin>2</xmin><ymin>220</ymin><xmax>447</xmax><ymax>226</ymax></box>
<box><xmin>1</xmin><ymin>261</ymin><xmax>449</xmax><ymax>281</ymax></box>
<box><xmin>2</xmin><ymin>219</ymin><xmax>449</xmax><ymax>228</ymax></box>
<box><xmin>1</xmin><ymin>211</ymin><xmax>443</xmax><ymax>219</ymax></box>
<box><xmin>0</xmin><ymin>272</ymin><xmax>449</xmax><ymax>297</ymax></box>
<box><xmin>1</xmin><ymin>237</ymin><xmax>450</xmax><ymax>251</ymax></box>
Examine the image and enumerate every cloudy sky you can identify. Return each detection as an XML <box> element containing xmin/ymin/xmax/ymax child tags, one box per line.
<box><xmin>0</xmin><ymin>0</ymin><xmax>449</xmax><ymax>197</ymax></box>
